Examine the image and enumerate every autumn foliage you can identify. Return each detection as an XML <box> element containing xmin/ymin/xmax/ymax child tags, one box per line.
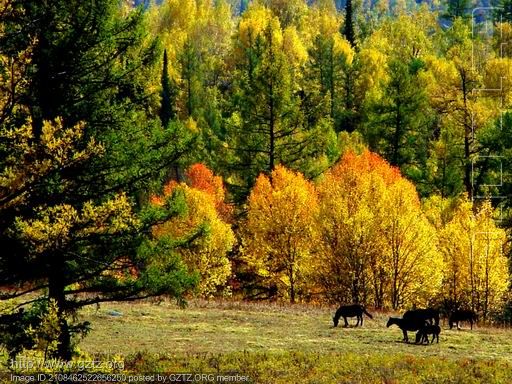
<box><xmin>234</xmin><ymin>151</ymin><xmax>510</xmax><ymax>311</ymax></box>
<box><xmin>185</xmin><ymin>163</ymin><xmax>233</xmax><ymax>221</ymax></box>
<box><xmin>242</xmin><ymin>165</ymin><xmax>319</xmax><ymax>303</ymax></box>
<box><xmin>436</xmin><ymin>197</ymin><xmax>509</xmax><ymax>319</ymax></box>
<box><xmin>316</xmin><ymin>150</ymin><xmax>442</xmax><ymax>309</ymax></box>
<box><xmin>147</xmin><ymin>154</ymin><xmax>510</xmax><ymax>313</ymax></box>
<box><xmin>151</xmin><ymin>164</ymin><xmax>234</xmax><ymax>296</ymax></box>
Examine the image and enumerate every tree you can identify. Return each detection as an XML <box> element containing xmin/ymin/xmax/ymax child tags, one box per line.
<box><xmin>151</xmin><ymin>179</ymin><xmax>234</xmax><ymax>297</ymax></box>
<box><xmin>307</xmin><ymin>6</ymin><xmax>359</xmax><ymax>132</ymax></box>
<box><xmin>438</xmin><ymin>197</ymin><xmax>509</xmax><ymax>319</ymax></box>
<box><xmin>366</xmin><ymin>58</ymin><xmax>431</xmax><ymax>171</ymax></box>
<box><xmin>316</xmin><ymin>150</ymin><xmax>390</xmax><ymax>305</ymax></box>
<box><xmin>316</xmin><ymin>150</ymin><xmax>442</xmax><ymax>309</ymax></box>
<box><xmin>242</xmin><ymin>165</ymin><xmax>319</xmax><ymax>303</ymax></box>
<box><xmin>423</xmin><ymin>20</ymin><xmax>497</xmax><ymax>198</ymax></box>
<box><xmin>179</xmin><ymin>39</ymin><xmax>202</xmax><ymax>118</ymax></box>
<box><xmin>227</xmin><ymin>4</ymin><xmax>336</xmax><ymax>196</ymax></box>
<box><xmin>149</xmin><ymin>0</ymin><xmax>234</xmax><ymax>171</ymax></box>
<box><xmin>476</xmin><ymin>111</ymin><xmax>512</xmax><ymax>217</ymax></box>
<box><xmin>185</xmin><ymin>163</ymin><xmax>233</xmax><ymax>222</ymax></box>
<box><xmin>494</xmin><ymin>0</ymin><xmax>512</xmax><ymax>23</ymax></box>
<box><xmin>0</xmin><ymin>0</ymin><xmax>196</xmax><ymax>360</ymax></box>
<box><xmin>381</xmin><ymin>178</ymin><xmax>443</xmax><ymax>309</ymax></box>
<box><xmin>444</xmin><ymin>0</ymin><xmax>471</xmax><ymax>21</ymax></box>
<box><xmin>361</xmin><ymin>11</ymin><xmax>438</xmax><ymax>191</ymax></box>
<box><xmin>342</xmin><ymin>0</ymin><xmax>356</xmax><ymax>47</ymax></box>
<box><xmin>259</xmin><ymin>0</ymin><xmax>308</xmax><ymax>28</ymax></box>
<box><xmin>160</xmin><ymin>49</ymin><xmax>178</xmax><ymax>128</ymax></box>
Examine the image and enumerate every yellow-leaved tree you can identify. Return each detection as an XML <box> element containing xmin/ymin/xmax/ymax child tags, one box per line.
<box><xmin>317</xmin><ymin>150</ymin><xmax>443</xmax><ymax>309</ymax></box>
<box><xmin>316</xmin><ymin>150</ymin><xmax>389</xmax><ymax>306</ymax></box>
<box><xmin>381</xmin><ymin>178</ymin><xmax>443</xmax><ymax>309</ymax></box>
<box><xmin>438</xmin><ymin>197</ymin><xmax>509</xmax><ymax>319</ymax></box>
<box><xmin>242</xmin><ymin>165</ymin><xmax>319</xmax><ymax>303</ymax></box>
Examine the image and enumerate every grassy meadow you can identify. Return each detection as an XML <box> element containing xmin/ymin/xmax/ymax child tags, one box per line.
<box><xmin>67</xmin><ymin>299</ymin><xmax>512</xmax><ymax>383</ymax></box>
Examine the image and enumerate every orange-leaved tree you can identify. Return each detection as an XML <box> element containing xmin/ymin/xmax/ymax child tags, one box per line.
<box><xmin>317</xmin><ymin>150</ymin><xmax>442</xmax><ymax>309</ymax></box>
<box><xmin>151</xmin><ymin>165</ymin><xmax>234</xmax><ymax>297</ymax></box>
<box><xmin>185</xmin><ymin>163</ymin><xmax>233</xmax><ymax>222</ymax></box>
<box><xmin>242</xmin><ymin>165</ymin><xmax>319</xmax><ymax>303</ymax></box>
<box><xmin>317</xmin><ymin>150</ymin><xmax>393</xmax><ymax>306</ymax></box>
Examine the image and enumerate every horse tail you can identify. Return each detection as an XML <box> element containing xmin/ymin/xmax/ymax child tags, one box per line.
<box><xmin>363</xmin><ymin>307</ymin><xmax>373</xmax><ymax>319</ymax></box>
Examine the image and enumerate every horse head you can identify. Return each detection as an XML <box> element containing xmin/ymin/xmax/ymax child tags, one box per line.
<box><xmin>386</xmin><ymin>317</ymin><xmax>398</xmax><ymax>328</ymax></box>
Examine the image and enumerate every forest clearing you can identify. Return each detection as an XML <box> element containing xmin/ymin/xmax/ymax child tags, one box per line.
<box><xmin>71</xmin><ymin>299</ymin><xmax>512</xmax><ymax>383</ymax></box>
<box><xmin>3</xmin><ymin>299</ymin><xmax>512</xmax><ymax>382</ymax></box>
<box><xmin>2</xmin><ymin>0</ymin><xmax>512</xmax><ymax>382</ymax></box>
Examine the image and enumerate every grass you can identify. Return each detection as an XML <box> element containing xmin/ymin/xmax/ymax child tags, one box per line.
<box><xmin>3</xmin><ymin>299</ymin><xmax>512</xmax><ymax>383</ymax></box>
<box><xmin>71</xmin><ymin>299</ymin><xmax>512</xmax><ymax>383</ymax></box>
<box><xmin>79</xmin><ymin>299</ymin><xmax>512</xmax><ymax>361</ymax></box>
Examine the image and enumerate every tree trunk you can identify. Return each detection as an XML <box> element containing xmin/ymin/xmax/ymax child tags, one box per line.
<box><xmin>48</xmin><ymin>252</ymin><xmax>72</xmax><ymax>361</ymax></box>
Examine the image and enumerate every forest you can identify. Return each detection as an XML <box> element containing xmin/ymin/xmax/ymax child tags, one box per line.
<box><xmin>0</xmin><ymin>0</ymin><xmax>512</xmax><ymax>364</ymax></box>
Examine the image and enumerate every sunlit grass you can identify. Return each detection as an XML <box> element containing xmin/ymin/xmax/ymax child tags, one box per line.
<box><xmin>3</xmin><ymin>299</ymin><xmax>511</xmax><ymax>383</ymax></box>
<box><xmin>79</xmin><ymin>299</ymin><xmax>512</xmax><ymax>361</ymax></box>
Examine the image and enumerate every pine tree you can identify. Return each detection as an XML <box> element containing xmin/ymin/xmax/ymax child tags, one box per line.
<box><xmin>0</xmin><ymin>0</ymin><xmax>196</xmax><ymax>360</ymax></box>
<box><xmin>494</xmin><ymin>0</ymin><xmax>512</xmax><ymax>23</ymax></box>
<box><xmin>160</xmin><ymin>49</ymin><xmax>177</xmax><ymax>128</ymax></box>
<box><xmin>444</xmin><ymin>0</ymin><xmax>470</xmax><ymax>21</ymax></box>
<box><xmin>366</xmin><ymin>58</ymin><xmax>431</xmax><ymax>173</ymax></box>
<box><xmin>227</xmin><ymin>5</ymin><xmax>337</xmax><ymax>197</ymax></box>
<box><xmin>342</xmin><ymin>0</ymin><xmax>356</xmax><ymax>47</ymax></box>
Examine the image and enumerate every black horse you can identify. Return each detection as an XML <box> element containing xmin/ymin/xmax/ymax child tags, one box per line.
<box><xmin>386</xmin><ymin>317</ymin><xmax>426</xmax><ymax>343</ymax></box>
<box><xmin>449</xmin><ymin>310</ymin><xmax>478</xmax><ymax>330</ymax></box>
<box><xmin>403</xmin><ymin>308</ymin><xmax>440</xmax><ymax>326</ymax></box>
<box><xmin>333</xmin><ymin>304</ymin><xmax>373</xmax><ymax>327</ymax></box>
<box><xmin>415</xmin><ymin>324</ymin><xmax>441</xmax><ymax>344</ymax></box>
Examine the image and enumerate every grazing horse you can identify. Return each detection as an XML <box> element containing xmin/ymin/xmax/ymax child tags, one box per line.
<box><xmin>415</xmin><ymin>324</ymin><xmax>441</xmax><ymax>344</ymax></box>
<box><xmin>403</xmin><ymin>308</ymin><xmax>440</xmax><ymax>326</ymax></box>
<box><xmin>449</xmin><ymin>310</ymin><xmax>478</xmax><ymax>330</ymax></box>
<box><xmin>386</xmin><ymin>317</ymin><xmax>426</xmax><ymax>343</ymax></box>
<box><xmin>333</xmin><ymin>304</ymin><xmax>373</xmax><ymax>327</ymax></box>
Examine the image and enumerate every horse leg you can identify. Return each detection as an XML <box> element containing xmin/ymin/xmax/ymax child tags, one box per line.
<box><xmin>360</xmin><ymin>315</ymin><xmax>363</xmax><ymax>327</ymax></box>
<box><xmin>402</xmin><ymin>329</ymin><xmax>408</xmax><ymax>343</ymax></box>
<box><xmin>343</xmin><ymin>316</ymin><xmax>348</xmax><ymax>327</ymax></box>
<box><xmin>470</xmin><ymin>320</ymin><xmax>473</xmax><ymax>330</ymax></box>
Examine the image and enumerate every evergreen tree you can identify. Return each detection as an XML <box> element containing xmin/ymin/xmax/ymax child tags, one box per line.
<box><xmin>494</xmin><ymin>0</ymin><xmax>512</xmax><ymax>23</ymax></box>
<box><xmin>444</xmin><ymin>0</ymin><xmax>471</xmax><ymax>21</ymax></box>
<box><xmin>342</xmin><ymin>0</ymin><xmax>356</xmax><ymax>47</ymax></box>
<box><xmin>160</xmin><ymin>49</ymin><xmax>178</xmax><ymax>128</ymax></box>
<box><xmin>179</xmin><ymin>40</ymin><xmax>202</xmax><ymax>118</ymax></box>
<box><xmin>228</xmin><ymin>11</ymin><xmax>336</xmax><ymax>198</ymax></box>
<box><xmin>308</xmin><ymin>29</ymin><xmax>359</xmax><ymax>132</ymax></box>
<box><xmin>366</xmin><ymin>58</ymin><xmax>431</xmax><ymax>177</ymax></box>
<box><xmin>476</xmin><ymin>112</ymin><xmax>512</xmax><ymax>205</ymax></box>
<box><xmin>240</xmin><ymin>0</ymin><xmax>249</xmax><ymax>14</ymax></box>
<box><xmin>0</xmin><ymin>0</ymin><xmax>196</xmax><ymax>360</ymax></box>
